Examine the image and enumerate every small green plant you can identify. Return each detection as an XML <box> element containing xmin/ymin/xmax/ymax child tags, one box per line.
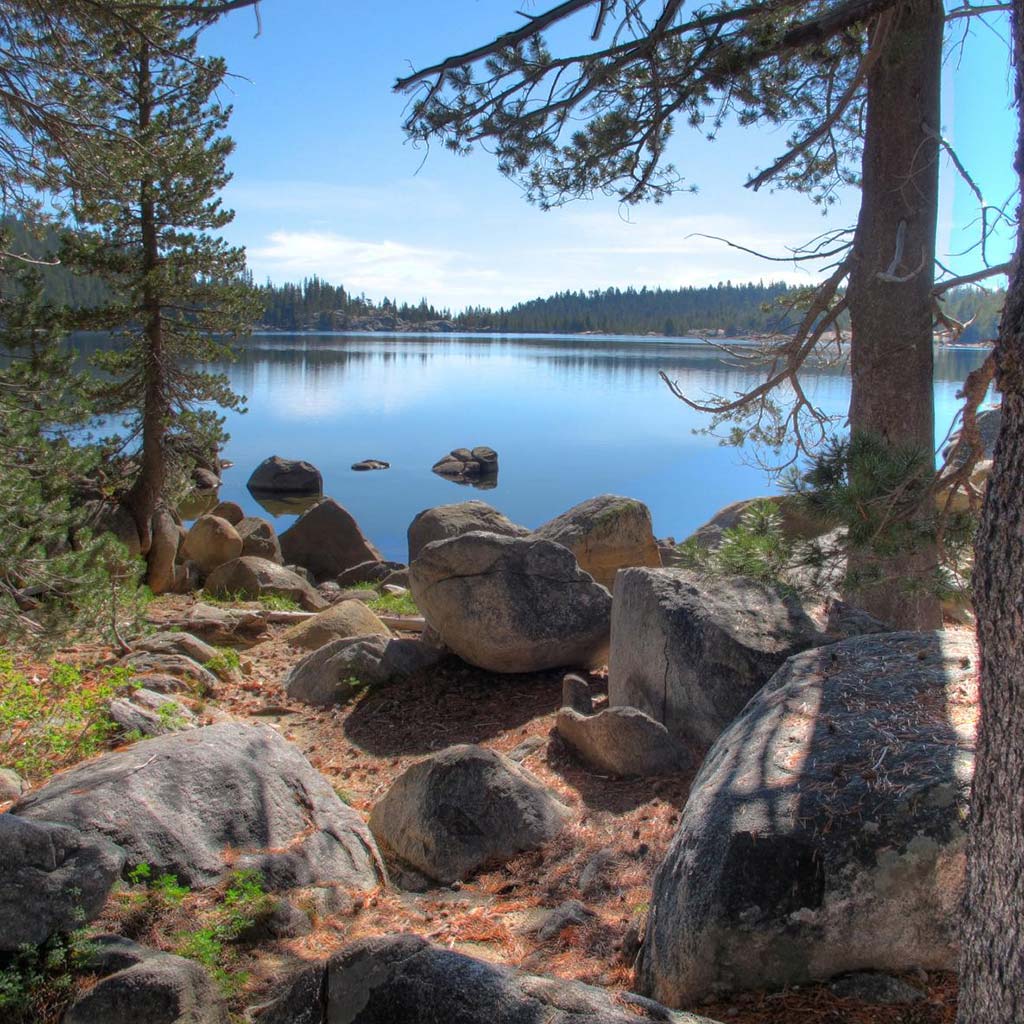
<box><xmin>203</xmin><ymin>647</ymin><xmax>240</xmax><ymax>678</ymax></box>
<box><xmin>347</xmin><ymin>581</ymin><xmax>377</xmax><ymax>591</ymax></box>
<box><xmin>257</xmin><ymin>594</ymin><xmax>300</xmax><ymax>612</ymax></box>
<box><xmin>0</xmin><ymin>932</ymin><xmax>94</xmax><ymax>1023</ymax></box>
<box><xmin>367</xmin><ymin>591</ymin><xmax>418</xmax><ymax>617</ymax></box>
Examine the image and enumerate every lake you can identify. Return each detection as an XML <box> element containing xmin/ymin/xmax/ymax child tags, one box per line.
<box><xmin>75</xmin><ymin>332</ymin><xmax>991</xmax><ymax>564</ymax></box>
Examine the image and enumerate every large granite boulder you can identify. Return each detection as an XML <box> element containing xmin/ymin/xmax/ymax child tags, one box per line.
<box><xmin>179</xmin><ymin>515</ymin><xmax>242</xmax><ymax>575</ymax></box>
<box><xmin>407</xmin><ymin>500</ymin><xmax>528</xmax><ymax>564</ymax></box>
<box><xmin>205</xmin><ymin>556</ymin><xmax>327</xmax><ymax>611</ymax></box>
<box><xmin>0</xmin><ymin>815</ymin><xmax>125</xmax><ymax>950</ymax></box>
<box><xmin>637</xmin><ymin>631</ymin><xmax>977</xmax><ymax>1005</ymax></box>
<box><xmin>13</xmin><ymin>723</ymin><xmax>385</xmax><ymax>891</ymax></box>
<box><xmin>609</xmin><ymin>568</ymin><xmax>824</xmax><ymax>750</ymax></box>
<box><xmin>410</xmin><ymin>532</ymin><xmax>612</xmax><ymax>673</ymax></box>
<box><xmin>247</xmin><ymin>456</ymin><xmax>322</xmax><ymax>495</ymax></box>
<box><xmin>535</xmin><ymin>494</ymin><xmax>661</xmax><ymax>589</ymax></box>
<box><xmin>280</xmin><ymin>600</ymin><xmax>390</xmax><ymax>651</ymax></box>
<box><xmin>682</xmin><ymin>495</ymin><xmax>829</xmax><ymax>551</ymax></box>
<box><xmin>284</xmin><ymin>635</ymin><xmax>390</xmax><ymax>706</ymax></box>
<box><xmin>237</xmin><ymin>515</ymin><xmax>284</xmax><ymax>564</ymax></box>
<box><xmin>368</xmin><ymin>745</ymin><xmax>570</xmax><ymax>884</ymax></box>
<box><xmin>556</xmin><ymin>706</ymin><xmax>689</xmax><ymax>778</ymax></box>
<box><xmin>279</xmin><ymin>498</ymin><xmax>382</xmax><ymax>581</ymax></box>
<box><xmin>259</xmin><ymin>934</ymin><xmax>716</xmax><ymax>1024</ymax></box>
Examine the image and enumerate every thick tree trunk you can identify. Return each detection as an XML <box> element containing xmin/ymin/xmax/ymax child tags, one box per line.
<box><xmin>845</xmin><ymin>0</ymin><xmax>943</xmax><ymax>629</ymax></box>
<box><xmin>957</xmin><ymin>2</ymin><xmax>1024</xmax><ymax>1015</ymax></box>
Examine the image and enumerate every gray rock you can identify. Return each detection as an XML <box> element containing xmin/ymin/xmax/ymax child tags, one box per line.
<box><xmin>133</xmin><ymin>632</ymin><xmax>218</xmax><ymax>665</ymax></box>
<box><xmin>578</xmin><ymin>847</ymin><xmax>616</xmax><ymax>896</ymax></box>
<box><xmin>431</xmin><ymin>446</ymin><xmax>499</xmax><ymax>482</ymax></box>
<box><xmin>210</xmin><ymin>500</ymin><xmax>245</xmax><ymax>526</ymax></box>
<box><xmin>507</xmin><ymin>736</ymin><xmax>546</xmax><ymax>763</ymax></box>
<box><xmin>609</xmin><ymin>568</ymin><xmax>824</xmax><ymax>750</ymax></box>
<box><xmin>14</xmin><ymin>723</ymin><xmax>385</xmax><ymax>891</ymax></box>
<box><xmin>205</xmin><ymin>556</ymin><xmax>327</xmax><ymax>612</ymax></box>
<box><xmin>247</xmin><ymin>455</ymin><xmax>323</xmax><ymax>495</ymax></box>
<box><xmin>121</xmin><ymin>652</ymin><xmax>218</xmax><ymax>693</ymax></box>
<box><xmin>410</xmin><ymin>532</ymin><xmax>612</xmax><ymax>673</ymax></box>
<box><xmin>237</xmin><ymin>516</ymin><xmax>283</xmax><ymax>564</ymax></box>
<box><xmin>562</xmin><ymin>672</ymin><xmax>593</xmax><ymax>714</ymax></box>
<box><xmin>108</xmin><ymin>689</ymin><xmax>196</xmax><ymax>738</ymax></box>
<box><xmin>280</xmin><ymin>498</ymin><xmax>383</xmax><ymax>581</ymax></box>
<box><xmin>637</xmin><ymin>631</ymin><xmax>977</xmax><ymax>1004</ymax></box>
<box><xmin>535</xmin><ymin>494</ymin><xmax>662</xmax><ymax>590</ymax></box>
<box><xmin>368</xmin><ymin>745</ymin><xmax>570</xmax><ymax>884</ymax></box>
<box><xmin>0</xmin><ymin>815</ymin><xmax>124</xmax><ymax>950</ymax></box>
<box><xmin>382</xmin><ymin>567</ymin><xmax>410</xmax><ymax>588</ymax></box>
<box><xmin>829</xmin><ymin>972</ymin><xmax>925</xmax><ymax>1004</ymax></box>
<box><xmin>943</xmin><ymin>405</ymin><xmax>1002</xmax><ymax>465</ymax></box>
<box><xmin>82</xmin><ymin>934</ymin><xmax>157</xmax><ymax>975</ymax></box>
<box><xmin>378</xmin><ymin>636</ymin><xmax>446</xmax><ymax>678</ymax></box>
<box><xmin>823</xmin><ymin>599</ymin><xmax>893</xmax><ymax>637</ymax></box>
<box><xmin>351</xmin><ymin>459</ymin><xmax>390</xmax><ymax>471</ymax></box>
<box><xmin>259</xmin><ymin>934</ymin><xmax>716</xmax><ymax>1024</ymax></box>
<box><xmin>285</xmin><ymin>564</ymin><xmax>317</xmax><ymax>585</ymax></box>
<box><xmin>336</xmin><ymin>559</ymin><xmax>404</xmax><ymax>586</ymax></box>
<box><xmin>63</xmin><ymin>952</ymin><xmax>229</xmax><ymax>1024</ymax></box>
<box><xmin>0</xmin><ymin>766</ymin><xmax>26</xmax><ymax>802</ymax></box>
<box><xmin>529</xmin><ymin>900</ymin><xmax>596</xmax><ymax>941</ymax></box>
<box><xmin>407</xmin><ymin>500</ymin><xmax>529</xmax><ymax>564</ymax></box>
<box><xmin>180</xmin><ymin>515</ymin><xmax>242</xmax><ymax>574</ymax></box>
<box><xmin>284</xmin><ymin>635</ymin><xmax>391</xmax><ymax>706</ymax></box>
<box><xmin>233</xmin><ymin>899</ymin><xmax>313</xmax><ymax>945</ymax></box>
<box><xmin>557</xmin><ymin>706</ymin><xmax>689</xmax><ymax>777</ymax></box>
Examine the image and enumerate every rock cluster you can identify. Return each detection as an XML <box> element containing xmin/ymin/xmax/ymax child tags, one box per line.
<box><xmin>431</xmin><ymin>445</ymin><xmax>498</xmax><ymax>482</ymax></box>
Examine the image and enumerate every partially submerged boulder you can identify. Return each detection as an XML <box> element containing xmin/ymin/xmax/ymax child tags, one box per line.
<box><xmin>409</xmin><ymin>532</ymin><xmax>611</xmax><ymax>673</ymax></box>
<box><xmin>13</xmin><ymin>723</ymin><xmax>385</xmax><ymax>891</ymax></box>
<box><xmin>205</xmin><ymin>556</ymin><xmax>327</xmax><ymax>611</ymax></box>
<box><xmin>431</xmin><ymin>446</ymin><xmax>499</xmax><ymax>482</ymax></box>
<box><xmin>247</xmin><ymin>455</ymin><xmax>322</xmax><ymax>495</ymax></box>
<box><xmin>637</xmin><ymin>630</ymin><xmax>977</xmax><ymax>1004</ymax></box>
<box><xmin>279</xmin><ymin>600</ymin><xmax>390</xmax><ymax>651</ymax></box>
<box><xmin>609</xmin><ymin>568</ymin><xmax>823</xmax><ymax>750</ymax></box>
<box><xmin>556</xmin><ymin>706</ymin><xmax>689</xmax><ymax>777</ymax></box>
<box><xmin>407</xmin><ymin>500</ymin><xmax>528</xmax><ymax>563</ymax></box>
<box><xmin>279</xmin><ymin>498</ymin><xmax>382</xmax><ymax>581</ymax></box>
<box><xmin>180</xmin><ymin>515</ymin><xmax>242</xmax><ymax>574</ymax></box>
<box><xmin>368</xmin><ymin>745</ymin><xmax>570</xmax><ymax>884</ymax></box>
<box><xmin>535</xmin><ymin>494</ymin><xmax>661</xmax><ymax>589</ymax></box>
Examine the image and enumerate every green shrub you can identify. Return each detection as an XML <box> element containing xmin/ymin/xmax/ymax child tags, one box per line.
<box><xmin>203</xmin><ymin>647</ymin><xmax>240</xmax><ymax>678</ymax></box>
<box><xmin>0</xmin><ymin>932</ymin><xmax>94</xmax><ymax>1024</ymax></box>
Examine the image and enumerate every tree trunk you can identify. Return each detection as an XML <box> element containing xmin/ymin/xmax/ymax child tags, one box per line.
<box><xmin>845</xmin><ymin>0</ymin><xmax>943</xmax><ymax>629</ymax></box>
<box><xmin>957</xmin><ymin>1</ymin><xmax>1024</xmax><ymax>1015</ymax></box>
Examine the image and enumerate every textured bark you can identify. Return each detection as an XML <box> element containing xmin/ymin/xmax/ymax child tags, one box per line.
<box><xmin>957</xmin><ymin>2</ymin><xmax>1024</xmax><ymax>1016</ymax></box>
<box><xmin>846</xmin><ymin>0</ymin><xmax>943</xmax><ymax>629</ymax></box>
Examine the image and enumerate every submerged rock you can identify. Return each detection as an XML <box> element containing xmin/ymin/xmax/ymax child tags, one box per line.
<box><xmin>247</xmin><ymin>455</ymin><xmax>322</xmax><ymax>495</ymax></box>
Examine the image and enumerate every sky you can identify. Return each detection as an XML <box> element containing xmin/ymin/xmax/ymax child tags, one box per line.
<box><xmin>200</xmin><ymin>1</ymin><xmax>1018</xmax><ymax>312</ymax></box>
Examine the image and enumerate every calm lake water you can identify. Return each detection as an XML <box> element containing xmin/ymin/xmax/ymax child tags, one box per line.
<box><xmin>75</xmin><ymin>332</ymin><xmax>990</xmax><ymax>564</ymax></box>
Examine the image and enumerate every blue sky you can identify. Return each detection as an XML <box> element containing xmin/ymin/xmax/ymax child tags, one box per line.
<box><xmin>201</xmin><ymin>2</ymin><xmax>1017</xmax><ymax>311</ymax></box>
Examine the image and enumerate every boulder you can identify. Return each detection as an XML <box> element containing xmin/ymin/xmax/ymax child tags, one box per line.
<box><xmin>210</xmin><ymin>500</ymin><xmax>245</xmax><ymax>525</ymax></box>
<box><xmin>431</xmin><ymin>446</ymin><xmax>499</xmax><ymax>482</ymax></box>
<box><xmin>368</xmin><ymin>744</ymin><xmax>569</xmax><ymax>884</ymax></box>
<box><xmin>121</xmin><ymin>652</ymin><xmax>219</xmax><ymax>693</ymax></box>
<box><xmin>556</xmin><ymin>706</ymin><xmax>689</xmax><ymax>777</ymax></box>
<box><xmin>13</xmin><ymin>723</ymin><xmax>385</xmax><ymax>891</ymax></box>
<box><xmin>683</xmin><ymin>495</ymin><xmax>829</xmax><ymax>550</ymax></box>
<box><xmin>0</xmin><ymin>767</ymin><xmax>26</xmax><ymax>802</ymax></box>
<box><xmin>247</xmin><ymin>455</ymin><xmax>323</xmax><ymax>495</ymax></box>
<box><xmin>609</xmin><ymin>569</ymin><xmax>823</xmax><ymax>750</ymax></box>
<box><xmin>409</xmin><ymin>532</ymin><xmax>612</xmax><ymax>673</ymax></box>
<box><xmin>133</xmin><ymin>632</ymin><xmax>218</xmax><ymax>665</ymax></box>
<box><xmin>562</xmin><ymin>672</ymin><xmax>593</xmax><ymax>714</ymax></box>
<box><xmin>279</xmin><ymin>498</ymin><xmax>382</xmax><ymax>581</ymax></box>
<box><xmin>0</xmin><ymin>815</ymin><xmax>124</xmax><ymax>950</ymax></box>
<box><xmin>535</xmin><ymin>494</ymin><xmax>661</xmax><ymax>589</ymax></box>
<box><xmin>336</xmin><ymin>558</ymin><xmax>405</xmax><ymax>587</ymax></box>
<box><xmin>63</xmin><ymin>951</ymin><xmax>228</xmax><ymax>1024</ymax></box>
<box><xmin>636</xmin><ymin>631</ymin><xmax>977</xmax><ymax>1004</ymax></box>
<box><xmin>407</xmin><ymin>500</ymin><xmax>528</xmax><ymax>564</ymax></box>
<box><xmin>259</xmin><ymin>934</ymin><xmax>716</xmax><ymax>1024</ymax></box>
<box><xmin>237</xmin><ymin>515</ymin><xmax>284</xmax><ymax>564</ymax></box>
<box><xmin>108</xmin><ymin>689</ymin><xmax>196</xmax><ymax>738</ymax></box>
<box><xmin>205</xmin><ymin>556</ymin><xmax>327</xmax><ymax>611</ymax></box>
<box><xmin>191</xmin><ymin>467</ymin><xmax>221</xmax><ymax>492</ymax></box>
<box><xmin>280</xmin><ymin>601</ymin><xmax>391</xmax><ymax>651</ymax></box>
<box><xmin>942</xmin><ymin>404</ymin><xmax>1002</xmax><ymax>464</ymax></box>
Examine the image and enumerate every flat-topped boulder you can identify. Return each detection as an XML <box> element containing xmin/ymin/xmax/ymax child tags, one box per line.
<box><xmin>205</xmin><ymin>556</ymin><xmax>327</xmax><ymax>611</ymax></box>
<box><xmin>535</xmin><ymin>494</ymin><xmax>661</xmax><ymax>589</ymax></box>
<box><xmin>637</xmin><ymin>630</ymin><xmax>977</xmax><ymax>1005</ymax></box>
<box><xmin>407</xmin><ymin>499</ymin><xmax>528</xmax><ymax>563</ymax></box>
<box><xmin>609</xmin><ymin>568</ymin><xmax>824</xmax><ymax>751</ymax></box>
<box><xmin>279</xmin><ymin>498</ymin><xmax>382</xmax><ymax>581</ymax></box>
<box><xmin>410</xmin><ymin>531</ymin><xmax>612</xmax><ymax>673</ymax></box>
<box><xmin>247</xmin><ymin>455</ymin><xmax>322</xmax><ymax>495</ymax></box>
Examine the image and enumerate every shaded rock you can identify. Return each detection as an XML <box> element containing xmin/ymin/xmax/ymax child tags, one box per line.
<box><xmin>368</xmin><ymin>744</ymin><xmax>569</xmax><ymax>884</ymax></box>
<box><xmin>280</xmin><ymin>601</ymin><xmax>391</xmax><ymax>651</ymax></box>
<box><xmin>535</xmin><ymin>494</ymin><xmax>661</xmax><ymax>589</ymax></box>
<box><xmin>382</xmin><ymin>567</ymin><xmax>410</xmax><ymax>588</ymax></box>
<box><xmin>507</xmin><ymin>736</ymin><xmax>546</xmax><ymax>763</ymax></box>
<box><xmin>637</xmin><ymin>631</ymin><xmax>977</xmax><ymax>1004</ymax></box>
<box><xmin>378</xmin><ymin>636</ymin><xmax>446</xmax><ymax>678</ymax></box>
<box><xmin>336</xmin><ymin>559</ymin><xmax>403</xmax><ymax>587</ymax></box>
<box><xmin>205</xmin><ymin>556</ymin><xmax>327</xmax><ymax>612</ymax></box>
<box><xmin>122</xmin><ymin>652</ymin><xmax>218</xmax><ymax>693</ymax></box>
<box><xmin>823</xmin><ymin>599</ymin><xmax>893</xmax><ymax>637</ymax></box>
<box><xmin>210</xmin><ymin>500</ymin><xmax>244</xmax><ymax>526</ymax></box>
<box><xmin>286</xmin><ymin>564</ymin><xmax>316</xmax><ymax>585</ymax></box>
<box><xmin>87</xmin><ymin>500</ymin><xmax>142</xmax><ymax>556</ymax></box>
<box><xmin>83</xmin><ymin>934</ymin><xmax>157</xmax><ymax>975</ymax></box>
<box><xmin>562</xmin><ymin>672</ymin><xmax>593</xmax><ymax>715</ymax></box>
<box><xmin>237</xmin><ymin>516</ymin><xmax>283</xmax><ymax>564</ymax></box>
<box><xmin>63</xmin><ymin>951</ymin><xmax>228</xmax><ymax>1024</ymax></box>
<box><xmin>528</xmin><ymin>900</ymin><xmax>596</xmax><ymax>941</ymax></box>
<box><xmin>829</xmin><ymin>972</ymin><xmax>925</xmax><ymax>1005</ymax></box>
<box><xmin>0</xmin><ymin>815</ymin><xmax>124</xmax><ymax>950</ymax></box>
<box><xmin>108</xmin><ymin>689</ymin><xmax>196</xmax><ymax>738</ymax></box>
<box><xmin>247</xmin><ymin>455</ymin><xmax>323</xmax><ymax>495</ymax></box>
<box><xmin>192</xmin><ymin>467</ymin><xmax>221</xmax><ymax>492</ymax></box>
<box><xmin>351</xmin><ymin>458</ymin><xmax>390</xmax><ymax>471</ymax></box>
<box><xmin>431</xmin><ymin>446</ymin><xmax>499</xmax><ymax>482</ymax></box>
<box><xmin>0</xmin><ymin>767</ymin><xmax>26</xmax><ymax>802</ymax></box>
<box><xmin>609</xmin><ymin>568</ymin><xmax>824</xmax><ymax>751</ymax></box>
<box><xmin>579</xmin><ymin>847</ymin><xmax>617</xmax><ymax>896</ymax></box>
<box><xmin>14</xmin><ymin>723</ymin><xmax>385</xmax><ymax>891</ymax></box>
<box><xmin>279</xmin><ymin>498</ymin><xmax>383</xmax><ymax>581</ymax></box>
<box><xmin>134</xmin><ymin>631</ymin><xmax>218</xmax><ymax>665</ymax></box>
<box><xmin>258</xmin><ymin>934</ymin><xmax>716</xmax><ymax>1024</ymax></box>
<box><xmin>942</xmin><ymin>405</ymin><xmax>1002</xmax><ymax>465</ymax></box>
<box><xmin>233</xmin><ymin>899</ymin><xmax>313</xmax><ymax>945</ymax></box>
<box><xmin>410</xmin><ymin>532</ymin><xmax>612</xmax><ymax>673</ymax></box>
<box><xmin>407</xmin><ymin>500</ymin><xmax>528</xmax><ymax>564</ymax></box>
<box><xmin>556</xmin><ymin>707</ymin><xmax>689</xmax><ymax>777</ymax></box>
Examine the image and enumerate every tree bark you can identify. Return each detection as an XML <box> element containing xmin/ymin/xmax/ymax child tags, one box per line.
<box><xmin>845</xmin><ymin>0</ymin><xmax>944</xmax><ymax>629</ymax></box>
<box><xmin>957</xmin><ymin>1</ymin><xmax>1024</xmax><ymax>1015</ymax></box>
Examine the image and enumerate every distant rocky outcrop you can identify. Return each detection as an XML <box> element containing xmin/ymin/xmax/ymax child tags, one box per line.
<box><xmin>247</xmin><ymin>455</ymin><xmax>323</xmax><ymax>495</ymax></box>
<box><xmin>407</xmin><ymin>500</ymin><xmax>528</xmax><ymax>563</ymax></box>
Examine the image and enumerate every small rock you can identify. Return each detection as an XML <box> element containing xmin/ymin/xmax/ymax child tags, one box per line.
<box><xmin>0</xmin><ymin>767</ymin><xmax>26</xmax><ymax>802</ymax></box>
<box><xmin>562</xmin><ymin>673</ymin><xmax>593</xmax><ymax>714</ymax></box>
<box><xmin>133</xmin><ymin>632</ymin><xmax>217</xmax><ymax>665</ymax></box>
<box><xmin>579</xmin><ymin>847</ymin><xmax>616</xmax><ymax>896</ymax></box>
<box><xmin>233</xmin><ymin>899</ymin><xmax>313</xmax><ymax>944</ymax></box>
<box><xmin>530</xmin><ymin>900</ymin><xmax>596</xmax><ymax>941</ymax></box>
<box><xmin>336</xmin><ymin>559</ymin><xmax>403</xmax><ymax>587</ymax></box>
<box><xmin>237</xmin><ymin>516</ymin><xmax>283</xmax><ymax>564</ymax></box>
<box><xmin>280</xmin><ymin>601</ymin><xmax>391</xmax><ymax>651</ymax></box>
<box><xmin>507</xmin><ymin>736</ymin><xmax>546</xmax><ymax>763</ymax></box>
<box><xmin>829</xmin><ymin>972</ymin><xmax>925</xmax><ymax>1005</ymax></box>
<box><xmin>180</xmin><ymin>515</ymin><xmax>242</xmax><ymax>575</ymax></box>
<box><xmin>556</xmin><ymin>706</ymin><xmax>689</xmax><ymax>777</ymax></box>
<box><xmin>351</xmin><ymin>459</ymin><xmax>390</xmax><ymax>471</ymax></box>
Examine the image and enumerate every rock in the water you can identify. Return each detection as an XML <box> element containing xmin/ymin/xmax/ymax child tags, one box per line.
<box><xmin>247</xmin><ymin>455</ymin><xmax>322</xmax><ymax>495</ymax></box>
<box><xmin>192</xmin><ymin>467</ymin><xmax>221</xmax><ymax>492</ymax></box>
<box><xmin>556</xmin><ymin>706</ymin><xmax>689</xmax><ymax>777</ymax></box>
<box><xmin>609</xmin><ymin>568</ymin><xmax>824</xmax><ymax>750</ymax></box>
<box><xmin>280</xmin><ymin>601</ymin><xmax>391</xmax><ymax>651</ymax></box>
<box><xmin>63</xmin><ymin>951</ymin><xmax>228</xmax><ymax>1024</ymax></box>
<box><xmin>0</xmin><ymin>767</ymin><xmax>26</xmax><ymax>802</ymax></box>
<box><xmin>351</xmin><ymin>458</ymin><xmax>390</xmax><ymax>471</ymax></box>
<box><xmin>279</xmin><ymin>498</ymin><xmax>382</xmax><ymax>581</ymax></box>
<box><xmin>13</xmin><ymin>723</ymin><xmax>385</xmax><ymax>891</ymax></box>
<box><xmin>410</xmin><ymin>532</ymin><xmax>612</xmax><ymax>673</ymax></box>
<box><xmin>0</xmin><ymin>815</ymin><xmax>124</xmax><ymax>950</ymax></box>
<box><xmin>180</xmin><ymin>515</ymin><xmax>241</xmax><ymax>575</ymax></box>
<box><xmin>237</xmin><ymin>516</ymin><xmax>283</xmax><ymax>564</ymax></box>
<box><xmin>407</xmin><ymin>500</ymin><xmax>528</xmax><ymax>564</ymax></box>
<box><xmin>636</xmin><ymin>630</ymin><xmax>977</xmax><ymax>1004</ymax></box>
<box><xmin>210</xmin><ymin>500</ymin><xmax>244</xmax><ymax>525</ymax></box>
<box><xmin>535</xmin><ymin>494</ymin><xmax>661</xmax><ymax>589</ymax></box>
<box><xmin>368</xmin><ymin>744</ymin><xmax>569</xmax><ymax>884</ymax></box>
<box><xmin>259</xmin><ymin>934</ymin><xmax>716</xmax><ymax>1024</ymax></box>
<box><xmin>205</xmin><ymin>556</ymin><xmax>327</xmax><ymax>612</ymax></box>
<box><xmin>108</xmin><ymin>689</ymin><xmax>196</xmax><ymax>737</ymax></box>
<box><xmin>431</xmin><ymin>446</ymin><xmax>499</xmax><ymax>482</ymax></box>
